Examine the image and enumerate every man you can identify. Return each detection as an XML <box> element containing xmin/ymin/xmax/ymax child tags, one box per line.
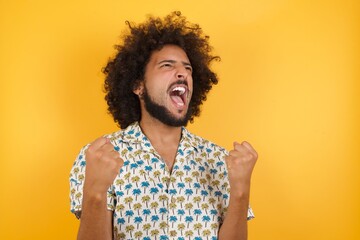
<box><xmin>70</xmin><ymin>12</ymin><xmax>257</xmax><ymax>240</ymax></box>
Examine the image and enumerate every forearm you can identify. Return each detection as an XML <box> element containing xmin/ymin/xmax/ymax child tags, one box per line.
<box><xmin>220</xmin><ymin>140</ymin><xmax>257</xmax><ymax>240</ymax></box>
<box><xmin>77</xmin><ymin>191</ymin><xmax>113</xmax><ymax>240</ymax></box>
<box><xmin>218</xmin><ymin>191</ymin><xmax>250</xmax><ymax>240</ymax></box>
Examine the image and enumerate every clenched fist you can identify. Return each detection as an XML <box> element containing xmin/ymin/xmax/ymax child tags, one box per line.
<box><xmin>84</xmin><ymin>137</ymin><xmax>124</xmax><ymax>195</ymax></box>
<box><xmin>225</xmin><ymin>141</ymin><xmax>258</xmax><ymax>198</ymax></box>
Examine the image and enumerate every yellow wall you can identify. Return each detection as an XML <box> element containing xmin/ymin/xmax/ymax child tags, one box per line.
<box><xmin>0</xmin><ymin>0</ymin><xmax>359</xmax><ymax>239</ymax></box>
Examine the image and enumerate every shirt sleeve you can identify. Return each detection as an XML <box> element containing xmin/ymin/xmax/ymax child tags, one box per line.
<box><xmin>247</xmin><ymin>205</ymin><xmax>255</xmax><ymax>220</ymax></box>
<box><xmin>69</xmin><ymin>144</ymin><xmax>115</xmax><ymax>218</ymax></box>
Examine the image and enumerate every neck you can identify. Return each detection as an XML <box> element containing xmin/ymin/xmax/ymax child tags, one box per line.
<box><xmin>139</xmin><ymin>117</ymin><xmax>182</xmax><ymax>145</ymax></box>
<box><xmin>138</xmin><ymin>109</ymin><xmax>185</xmax><ymax>172</ymax></box>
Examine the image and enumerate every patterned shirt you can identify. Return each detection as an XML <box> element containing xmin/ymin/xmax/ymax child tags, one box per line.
<box><xmin>70</xmin><ymin>122</ymin><xmax>254</xmax><ymax>240</ymax></box>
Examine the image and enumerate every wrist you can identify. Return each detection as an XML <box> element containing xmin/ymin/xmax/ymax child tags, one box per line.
<box><xmin>83</xmin><ymin>184</ymin><xmax>109</xmax><ymax>202</ymax></box>
<box><xmin>230</xmin><ymin>191</ymin><xmax>250</xmax><ymax>202</ymax></box>
<box><xmin>83</xmin><ymin>177</ymin><xmax>111</xmax><ymax>195</ymax></box>
<box><xmin>229</xmin><ymin>184</ymin><xmax>251</xmax><ymax>201</ymax></box>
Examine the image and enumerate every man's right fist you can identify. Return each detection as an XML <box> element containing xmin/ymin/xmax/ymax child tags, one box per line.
<box><xmin>83</xmin><ymin>137</ymin><xmax>124</xmax><ymax>194</ymax></box>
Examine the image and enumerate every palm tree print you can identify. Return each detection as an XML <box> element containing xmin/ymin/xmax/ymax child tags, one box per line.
<box><xmin>124</xmin><ymin>196</ymin><xmax>133</xmax><ymax>208</ymax></box>
<box><xmin>133</xmin><ymin>203</ymin><xmax>142</xmax><ymax>215</ymax></box>
<box><xmin>117</xmin><ymin>217</ymin><xmax>125</xmax><ymax>225</ymax></box>
<box><xmin>207</xmin><ymin>159</ymin><xmax>215</xmax><ymax>168</ymax></box>
<box><xmin>169</xmin><ymin>202</ymin><xmax>177</xmax><ymax>214</ymax></box>
<box><xmin>159</xmin><ymin>194</ymin><xmax>168</xmax><ymax>205</ymax></box>
<box><xmin>132</xmin><ymin>188</ymin><xmax>141</xmax><ymax>200</ymax></box>
<box><xmin>73</xmin><ymin>167</ymin><xmax>79</xmax><ymax>178</ymax></box>
<box><xmin>116</xmin><ymin>204</ymin><xmax>125</xmax><ymax>213</ymax></box>
<box><xmin>193</xmin><ymin>196</ymin><xmax>201</xmax><ymax>206</ymax></box>
<box><xmin>78</xmin><ymin>174</ymin><xmax>84</xmax><ymax>184</ymax></box>
<box><xmin>185</xmin><ymin>203</ymin><xmax>193</xmax><ymax>215</ymax></box>
<box><xmin>150</xmin><ymin>201</ymin><xmax>159</xmax><ymax>214</ymax></box>
<box><xmin>115</xmin><ymin>179</ymin><xmax>124</xmax><ymax>187</ymax></box>
<box><xmin>159</xmin><ymin>221</ymin><xmax>168</xmax><ymax>234</ymax></box>
<box><xmin>177</xmin><ymin>196</ymin><xmax>185</xmax><ymax>208</ymax></box>
<box><xmin>184</xmin><ymin>177</ymin><xmax>193</xmax><ymax>187</ymax></box>
<box><xmin>185</xmin><ymin>189</ymin><xmax>193</xmax><ymax>200</ymax></box>
<box><xmin>134</xmin><ymin>216</ymin><xmax>143</xmax><ymax>228</ymax></box>
<box><xmin>69</xmin><ymin>122</ymin><xmax>254</xmax><ymax>239</ymax></box>
<box><xmin>169</xmin><ymin>215</ymin><xmax>177</xmax><ymax>227</ymax></box>
<box><xmin>185</xmin><ymin>216</ymin><xmax>194</xmax><ymax>228</ymax></box>
<box><xmin>193</xmin><ymin>209</ymin><xmax>202</xmax><ymax>221</ymax></box>
<box><xmin>140</xmin><ymin>181</ymin><xmax>150</xmax><ymax>194</ymax></box>
<box><xmin>177</xmin><ymin>209</ymin><xmax>185</xmax><ymax>221</ymax></box>
<box><xmin>125</xmin><ymin>210</ymin><xmax>134</xmax><ymax>222</ymax></box>
<box><xmin>150</xmin><ymin>229</ymin><xmax>159</xmax><ymax>238</ymax></box>
<box><xmin>210</xmin><ymin>223</ymin><xmax>218</xmax><ymax>235</ymax></box>
<box><xmin>134</xmin><ymin>231</ymin><xmax>143</xmax><ymax>238</ymax></box>
<box><xmin>175</xmin><ymin>171</ymin><xmax>184</xmax><ymax>182</ymax></box>
<box><xmin>201</xmin><ymin>203</ymin><xmax>209</xmax><ymax>215</ymax></box>
<box><xmin>160</xmin><ymin>235</ymin><xmax>169</xmax><ymax>240</ymax></box>
<box><xmin>202</xmin><ymin>229</ymin><xmax>211</xmax><ymax>237</ymax></box>
<box><xmin>151</xmin><ymin>215</ymin><xmax>159</xmax><ymax>227</ymax></box>
<box><xmin>159</xmin><ymin>207</ymin><xmax>167</xmax><ymax>220</ymax></box>
<box><xmin>210</xmin><ymin>209</ymin><xmax>218</xmax><ymax>221</ymax></box>
<box><xmin>169</xmin><ymin>230</ymin><xmax>177</xmax><ymax>237</ymax></box>
<box><xmin>193</xmin><ymin>183</ymin><xmax>201</xmax><ymax>194</ymax></box>
<box><xmin>150</xmin><ymin>187</ymin><xmax>159</xmax><ymax>200</ymax></box>
<box><xmin>202</xmin><ymin>215</ymin><xmax>211</xmax><ymax>227</ymax></box>
<box><xmin>141</xmin><ymin>195</ymin><xmax>150</xmax><ymax>208</ymax></box>
<box><xmin>125</xmin><ymin>224</ymin><xmax>134</xmax><ymax>238</ymax></box>
<box><xmin>142</xmin><ymin>208</ymin><xmax>151</xmax><ymax>221</ymax></box>
<box><xmin>75</xmin><ymin>192</ymin><xmax>82</xmax><ymax>204</ymax></box>
<box><xmin>125</xmin><ymin>183</ymin><xmax>132</xmax><ymax>194</ymax></box>
<box><xmin>153</xmin><ymin>170</ymin><xmax>161</xmax><ymax>181</ymax></box>
<box><xmin>131</xmin><ymin>176</ymin><xmax>140</xmax><ymax>187</ymax></box>
<box><xmin>193</xmin><ymin>223</ymin><xmax>203</xmax><ymax>235</ymax></box>
<box><xmin>191</xmin><ymin>171</ymin><xmax>200</xmax><ymax>180</ymax></box>
<box><xmin>177</xmin><ymin>182</ymin><xmax>185</xmax><ymax>194</ymax></box>
<box><xmin>185</xmin><ymin>230</ymin><xmax>194</xmax><ymax>238</ymax></box>
<box><xmin>142</xmin><ymin>223</ymin><xmax>151</xmax><ymax>236</ymax></box>
<box><xmin>177</xmin><ymin>223</ymin><xmax>185</xmax><ymax>236</ymax></box>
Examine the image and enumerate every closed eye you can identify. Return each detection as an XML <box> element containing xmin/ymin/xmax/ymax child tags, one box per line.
<box><xmin>161</xmin><ymin>63</ymin><xmax>173</xmax><ymax>68</ymax></box>
<box><xmin>185</xmin><ymin>66</ymin><xmax>193</xmax><ymax>72</ymax></box>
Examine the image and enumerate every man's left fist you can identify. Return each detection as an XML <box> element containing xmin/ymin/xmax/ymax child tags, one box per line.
<box><xmin>225</xmin><ymin>141</ymin><xmax>258</xmax><ymax>196</ymax></box>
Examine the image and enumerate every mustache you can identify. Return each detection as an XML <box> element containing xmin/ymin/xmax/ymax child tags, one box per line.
<box><xmin>168</xmin><ymin>80</ymin><xmax>188</xmax><ymax>90</ymax></box>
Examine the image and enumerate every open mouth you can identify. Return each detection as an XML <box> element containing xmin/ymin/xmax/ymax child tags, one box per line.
<box><xmin>169</xmin><ymin>85</ymin><xmax>187</xmax><ymax>107</ymax></box>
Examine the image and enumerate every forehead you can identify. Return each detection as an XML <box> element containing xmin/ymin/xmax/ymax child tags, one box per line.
<box><xmin>149</xmin><ymin>45</ymin><xmax>190</xmax><ymax>63</ymax></box>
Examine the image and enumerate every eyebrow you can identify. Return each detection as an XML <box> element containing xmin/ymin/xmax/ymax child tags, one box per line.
<box><xmin>158</xmin><ymin>60</ymin><xmax>192</xmax><ymax>67</ymax></box>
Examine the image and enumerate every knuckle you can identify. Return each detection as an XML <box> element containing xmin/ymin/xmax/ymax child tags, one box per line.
<box><xmin>229</xmin><ymin>150</ymin><xmax>239</xmax><ymax>156</ymax></box>
<box><xmin>242</xmin><ymin>154</ymin><xmax>254</xmax><ymax>163</ymax></box>
<box><xmin>246</xmin><ymin>152</ymin><xmax>253</xmax><ymax>160</ymax></box>
<box><xmin>94</xmin><ymin>150</ymin><xmax>104</xmax><ymax>160</ymax></box>
<box><xmin>86</xmin><ymin>145</ymin><xmax>95</xmax><ymax>154</ymax></box>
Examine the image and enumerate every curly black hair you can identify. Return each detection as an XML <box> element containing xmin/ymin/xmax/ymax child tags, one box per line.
<box><xmin>103</xmin><ymin>11</ymin><xmax>220</xmax><ymax>129</ymax></box>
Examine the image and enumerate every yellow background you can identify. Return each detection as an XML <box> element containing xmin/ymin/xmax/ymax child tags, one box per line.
<box><xmin>0</xmin><ymin>0</ymin><xmax>359</xmax><ymax>239</ymax></box>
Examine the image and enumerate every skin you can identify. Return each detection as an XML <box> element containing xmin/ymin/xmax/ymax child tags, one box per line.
<box><xmin>77</xmin><ymin>45</ymin><xmax>257</xmax><ymax>240</ymax></box>
<box><xmin>134</xmin><ymin>45</ymin><xmax>193</xmax><ymax>171</ymax></box>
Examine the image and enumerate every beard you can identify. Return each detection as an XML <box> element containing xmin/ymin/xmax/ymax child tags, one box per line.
<box><xmin>142</xmin><ymin>86</ymin><xmax>191</xmax><ymax>127</ymax></box>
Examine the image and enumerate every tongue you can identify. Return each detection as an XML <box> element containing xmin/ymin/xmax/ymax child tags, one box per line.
<box><xmin>170</xmin><ymin>95</ymin><xmax>184</xmax><ymax>106</ymax></box>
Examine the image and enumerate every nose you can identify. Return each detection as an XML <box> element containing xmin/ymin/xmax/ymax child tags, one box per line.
<box><xmin>176</xmin><ymin>66</ymin><xmax>188</xmax><ymax>80</ymax></box>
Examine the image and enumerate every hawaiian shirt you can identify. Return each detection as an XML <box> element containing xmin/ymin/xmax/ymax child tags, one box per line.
<box><xmin>70</xmin><ymin>122</ymin><xmax>254</xmax><ymax>240</ymax></box>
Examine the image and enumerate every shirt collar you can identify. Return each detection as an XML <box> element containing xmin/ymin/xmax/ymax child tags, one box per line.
<box><xmin>115</xmin><ymin>122</ymin><xmax>199</xmax><ymax>156</ymax></box>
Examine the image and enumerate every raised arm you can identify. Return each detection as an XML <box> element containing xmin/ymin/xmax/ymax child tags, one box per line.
<box><xmin>219</xmin><ymin>141</ymin><xmax>257</xmax><ymax>240</ymax></box>
<box><xmin>77</xmin><ymin>137</ymin><xmax>124</xmax><ymax>240</ymax></box>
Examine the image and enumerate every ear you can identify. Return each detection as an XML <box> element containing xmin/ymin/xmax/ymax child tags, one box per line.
<box><xmin>133</xmin><ymin>81</ymin><xmax>144</xmax><ymax>96</ymax></box>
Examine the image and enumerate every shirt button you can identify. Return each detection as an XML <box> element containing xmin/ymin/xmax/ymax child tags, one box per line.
<box><xmin>171</xmin><ymin>197</ymin><xmax>176</xmax><ymax>203</ymax></box>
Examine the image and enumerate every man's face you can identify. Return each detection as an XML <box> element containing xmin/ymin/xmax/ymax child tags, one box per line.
<box><xmin>139</xmin><ymin>44</ymin><xmax>193</xmax><ymax>127</ymax></box>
